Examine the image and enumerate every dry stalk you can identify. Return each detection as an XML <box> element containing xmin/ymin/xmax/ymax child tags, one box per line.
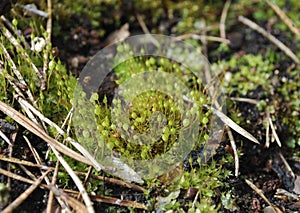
<box><xmin>265</xmin><ymin>0</ymin><xmax>300</xmax><ymax>38</ymax></box>
<box><xmin>238</xmin><ymin>15</ymin><xmax>300</xmax><ymax>64</ymax></box>
<box><xmin>220</xmin><ymin>0</ymin><xmax>232</xmax><ymax>40</ymax></box>
<box><xmin>42</xmin><ymin>0</ymin><xmax>53</xmax><ymax>91</ymax></box>
<box><xmin>0</xmin><ymin>24</ymin><xmax>46</xmax><ymax>91</ymax></box>
<box><xmin>1</xmin><ymin>170</ymin><xmax>52</xmax><ymax>213</ymax></box>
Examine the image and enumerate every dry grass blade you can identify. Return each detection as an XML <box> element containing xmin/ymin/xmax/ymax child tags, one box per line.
<box><xmin>279</xmin><ymin>152</ymin><xmax>295</xmax><ymax>180</ymax></box>
<box><xmin>265</xmin><ymin>116</ymin><xmax>270</xmax><ymax>148</ymax></box>
<box><xmin>90</xmin><ymin>195</ymin><xmax>147</xmax><ymax>210</ymax></box>
<box><xmin>245</xmin><ymin>179</ymin><xmax>283</xmax><ymax>213</ymax></box>
<box><xmin>0</xmin><ymin>15</ymin><xmax>30</xmax><ymax>49</ymax></box>
<box><xmin>267</xmin><ymin>113</ymin><xmax>282</xmax><ymax>147</ymax></box>
<box><xmin>0</xmin><ymin>100</ymin><xmax>92</xmax><ymax>165</ymax></box>
<box><xmin>48</xmin><ymin>144</ymin><xmax>95</xmax><ymax>213</ymax></box>
<box><xmin>206</xmin><ymin>105</ymin><xmax>260</xmax><ymax>144</ymax></box>
<box><xmin>0</xmin><ymin>167</ymin><xmax>87</xmax><ymax>212</ymax></box>
<box><xmin>0</xmin><ymin>101</ymin><xmax>95</xmax><ymax>212</ymax></box>
<box><xmin>230</xmin><ymin>97</ymin><xmax>260</xmax><ymax>105</ymax></box>
<box><xmin>0</xmin><ymin>154</ymin><xmax>50</xmax><ymax>170</ymax></box>
<box><xmin>48</xmin><ymin>184</ymin><xmax>88</xmax><ymax>212</ymax></box>
<box><xmin>41</xmin><ymin>0</ymin><xmax>53</xmax><ymax>91</ymax></box>
<box><xmin>226</xmin><ymin>126</ymin><xmax>239</xmax><ymax>176</ymax></box>
<box><xmin>136</xmin><ymin>13</ymin><xmax>160</xmax><ymax>47</ymax></box>
<box><xmin>265</xmin><ymin>0</ymin><xmax>300</xmax><ymax>38</ymax></box>
<box><xmin>238</xmin><ymin>15</ymin><xmax>300</xmax><ymax>64</ymax></box>
<box><xmin>17</xmin><ymin>97</ymin><xmax>112</xmax><ymax>172</ymax></box>
<box><xmin>176</xmin><ymin>33</ymin><xmax>230</xmax><ymax>44</ymax></box>
<box><xmin>245</xmin><ymin>179</ymin><xmax>272</xmax><ymax>206</ymax></box>
<box><xmin>23</xmin><ymin>135</ymin><xmax>71</xmax><ymax>212</ymax></box>
<box><xmin>1</xmin><ymin>170</ymin><xmax>52</xmax><ymax>213</ymax></box>
<box><xmin>0</xmin><ymin>168</ymin><xmax>50</xmax><ymax>190</ymax></box>
<box><xmin>220</xmin><ymin>0</ymin><xmax>232</xmax><ymax>40</ymax></box>
<box><xmin>0</xmin><ymin>24</ymin><xmax>46</xmax><ymax>90</ymax></box>
<box><xmin>76</xmin><ymin>172</ymin><xmax>146</xmax><ymax>193</ymax></box>
<box><xmin>0</xmin><ymin>41</ymin><xmax>36</xmax><ymax>105</ymax></box>
<box><xmin>0</xmin><ymin>129</ymin><xmax>11</xmax><ymax>145</ymax></box>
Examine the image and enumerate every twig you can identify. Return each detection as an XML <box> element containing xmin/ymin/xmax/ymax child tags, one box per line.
<box><xmin>0</xmin><ymin>101</ymin><xmax>94</xmax><ymax>211</ymax></box>
<box><xmin>238</xmin><ymin>16</ymin><xmax>300</xmax><ymax>64</ymax></box>
<box><xmin>77</xmin><ymin>148</ymin><xmax>98</xmax><ymax>201</ymax></box>
<box><xmin>19</xmin><ymin>164</ymin><xmax>37</xmax><ymax>180</ymax></box>
<box><xmin>265</xmin><ymin>0</ymin><xmax>300</xmax><ymax>38</ymax></box>
<box><xmin>245</xmin><ymin>179</ymin><xmax>283</xmax><ymax>212</ymax></box>
<box><xmin>2</xmin><ymin>170</ymin><xmax>51</xmax><ymax>213</ymax></box>
<box><xmin>220</xmin><ymin>0</ymin><xmax>232</xmax><ymax>40</ymax></box>
<box><xmin>46</xmin><ymin>162</ymin><xmax>65</xmax><ymax>213</ymax></box>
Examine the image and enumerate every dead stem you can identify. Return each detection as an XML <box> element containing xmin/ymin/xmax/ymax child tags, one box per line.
<box><xmin>266</xmin><ymin>0</ymin><xmax>300</xmax><ymax>38</ymax></box>
<box><xmin>220</xmin><ymin>0</ymin><xmax>232</xmax><ymax>40</ymax></box>
<box><xmin>238</xmin><ymin>15</ymin><xmax>300</xmax><ymax>65</ymax></box>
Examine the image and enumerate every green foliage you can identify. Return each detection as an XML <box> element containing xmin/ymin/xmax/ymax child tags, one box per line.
<box><xmin>221</xmin><ymin>54</ymin><xmax>274</xmax><ymax>96</ymax></box>
<box><xmin>155</xmin><ymin>159</ymin><xmax>232</xmax><ymax>212</ymax></box>
<box><xmin>85</xmin><ymin>43</ymin><xmax>211</xmax><ymax>163</ymax></box>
